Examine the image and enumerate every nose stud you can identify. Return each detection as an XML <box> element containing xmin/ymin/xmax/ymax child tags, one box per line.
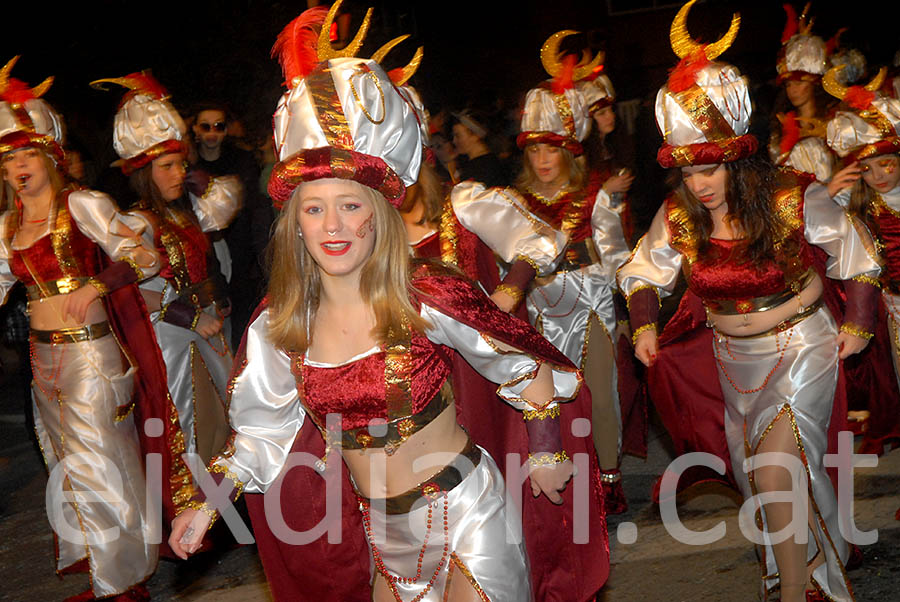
<box><xmin>327</xmin><ymin>230</ymin><xmax>339</xmax><ymax>236</ymax></box>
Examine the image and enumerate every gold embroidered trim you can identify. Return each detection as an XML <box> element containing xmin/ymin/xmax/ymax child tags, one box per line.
<box><xmin>210</xmin><ymin>462</ymin><xmax>245</xmax><ymax>498</ymax></box>
<box><xmin>87</xmin><ymin>277</ymin><xmax>108</xmax><ymax>296</ymax></box>
<box><xmin>438</xmin><ymin>201</ymin><xmax>460</xmax><ymax>267</ymax></box>
<box><xmin>528</xmin><ymin>450</ymin><xmax>570</xmax><ymax>467</ymax></box>
<box><xmin>121</xmin><ymin>255</ymin><xmax>145</xmax><ymax>281</ymax></box>
<box><xmin>522</xmin><ymin>404</ymin><xmax>560</xmax><ymax>421</ymax></box>
<box><xmin>494</xmin><ymin>283</ymin><xmax>524</xmax><ymax>304</ymax></box>
<box><xmin>625</xmin><ymin>283</ymin><xmax>660</xmax><ymax>311</ymax></box>
<box><xmin>631</xmin><ymin>323</ymin><xmax>657</xmax><ymax>345</ymax></box>
<box><xmin>514</xmin><ymin>253</ymin><xmax>541</xmax><ymax>273</ymax></box>
<box><xmin>449</xmin><ymin>553</ymin><xmax>490</xmax><ymax>602</ymax></box>
<box><xmin>840</xmin><ymin>322</ymin><xmax>874</xmax><ymax>341</ymax></box>
<box><xmin>851</xmin><ymin>274</ymin><xmax>881</xmax><ymax>288</ymax></box>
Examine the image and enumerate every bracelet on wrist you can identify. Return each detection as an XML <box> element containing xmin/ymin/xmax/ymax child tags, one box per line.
<box><xmin>528</xmin><ymin>450</ymin><xmax>570</xmax><ymax>467</ymax></box>
<box><xmin>631</xmin><ymin>323</ymin><xmax>657</xmax><ymax>346</ymax></box>
<box><xmin>840</xmin><ymin>322</ymin><xmax>874</xmax><ymax>341</ymax></box>
<box><xmin>190</xmin><ymin>310</ymin><xmax>203</xmax><ymax>331</ymax></box>
<box><xmin>87</xmin><ymin>277</ymin><xmax>109</xmax><ymax>297</ymax></box>
<box><xmin>181</xmin><ymin>500</ymin><xmax>218</xmax><ymax>529</ymax></box>
<box><xmin>495</xmin><ymin>283</ymin><xmax>525</xmax><ymax>304</ymax></box>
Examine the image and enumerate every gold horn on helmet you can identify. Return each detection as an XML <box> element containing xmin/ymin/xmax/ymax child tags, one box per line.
<box><xmin>540</xmin><ymin>30</ymin><xmax>603</xmax><ymax>81</ymax></box>
<box><xmin>318</xmin><ymin>0</ymin><xmax>374</xmax><ymax>61</ymax></box>
<box><xmin>670</xmin><ymin>0</ymin><xmax>740</xmax><ymax>60</ymax></box>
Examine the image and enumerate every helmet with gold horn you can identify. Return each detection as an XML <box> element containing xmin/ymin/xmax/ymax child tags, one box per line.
<box><xmin>655</xmin><ymin>0</ymin><xmax>756</xmax><ymax>168</ymax></box>
<box><xmin>776</xmin><ymin>3</ymin><xmax>827</xmax><ymax>83</ymax></box>
<box><xmin>267</xmin><ymin>0</ymin><xmax>423</xmax><ymax>210</ymax></box>
<box><xmin>518</xmin><ymin>30</ymin><xmax>600</xmax><ymax>155</ymax></box>
<box><xmin>824</xmin><ymin>65</ymin><xmax>900</xmax><ymax>161</ymax></box>
<box><xmin>90</xmin><ymin>70</ymin><xmax>186</xmax><ymax>174</ymax></box>
<box><xmin>0</xmin><ymin>56</ymin><xmax>64</xmax><ymax>164</ymax></box>
<box><xmin>371</xmin><ymin>34</ymin><xmax>429</xmax><ymax>144</ymax></box>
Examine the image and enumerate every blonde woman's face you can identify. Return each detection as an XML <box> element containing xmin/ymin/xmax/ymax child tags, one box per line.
<box><xmin>295</xmin><ymin>178</ymin><xmax>377</xmax><ymax>278</ymax></box>
<box><xmin>861</xmin><ymin>154</ymin><xmax>900</xmax><ymax>194</ymax></box>
<box><xmin>526</xmin><ymin>143</ymin><xmax>566</xmax><ymax>186</ymax></box>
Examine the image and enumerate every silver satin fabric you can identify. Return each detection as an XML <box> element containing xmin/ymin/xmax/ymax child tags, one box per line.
<box><xmin>769</xmin><ymin>137</ymin><xmax>834</xmax><ymax>183</ymax></box>
<box><xmin>216</xmin><ymin>299</ymin><xmax>581</xmax><ymax>493</ymax></box>
<box><xmin>885</xmin><ymin>292</ymin><xmax>900</xmax><ymax>395</ymax></box>
<box><xmin>364</xmin><ymin>447</ymin><xmax>532</xmax><ymax>602</ymax></box>
<box><xmin>618</xmin><ymin>182</ymin><xmax>881</xmax><ymax>298</ymax></box>
<box><xmin>0</xmin><ymin>190</ymin><xmax>161</xmax><ymax>304</ymax></box>
<box><xmin>450</xmin><ymin>182</ymin><xmax>567</xmax><ymax>275</ymax></box>
<box><xmin>143</xmin><ymin>273</ymin><xmax>232</xmax><ymax>457</ymax></box>
<box><xmin>31</xmin><ymin>335</ymin><xmax>156</xmax><ymax>597</ymax></box>
<box><xmin>192</xmin><ymin>175</ymin><xmax>242</xmax><ymax>284</ymax></box>
<box><xmin>716</xmin><ymin>308</ymin><xmax>851</xmax><ymax>601</ymax></box>
<box><xmin>111</xmin><ymin>93</ymin><xmax>185</xmax><ymax>160</ymax></box>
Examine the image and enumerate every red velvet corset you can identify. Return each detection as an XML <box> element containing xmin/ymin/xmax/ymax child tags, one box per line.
<box><xmin>520</xmin><ymin>174</ymin><xmax>603</xmax><ymax>244</ymax></box>
<box><xmin>153</xmin><ymin>211</ymin><xmax>210</xmax><ymax>290</ymax></box>
<box><xmin>298</xmin><ymin>332</ymin><xmax>453</xmax><ymax>434</ymax></box>
<box><xmin>688</xmin><ymin>238</ymin><xmax>813</xmax><ymax>307</ymax></box>
<box><xmin>8</xmin><ymin>200</ymin><xmax>102</xmax><ymax>287</ymax></box>
<box><xmin>870</xmin><ymin>205</ymin><xmax>900</xmax><ymax>293</ymax></box>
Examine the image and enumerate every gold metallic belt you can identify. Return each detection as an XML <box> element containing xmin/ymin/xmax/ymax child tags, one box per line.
<box><xmin>30</xmin><ymin>321</ymin><xmax>112</xmax><ymax>345</ymax></box>
<box><xmin>705</xmin><ymin>269</ymin><xmax>815</xmax><ymax>315</ymax></box>
<box><xmin>26</xmin><ymin>277</ymin><xmax>88</xmax><ymax>301</ymax></box>
<box><xmin>718</xmin><ymin>300</ymin><xmax>823</xmax><ymax>339</ymax></box>
<box><xmin>338</xmin><ymin>381</ymin><xmax>454</xmax><ymax>452</ymax></box>
<box><xmin>359</xmin><ymin>439</ymin><xmax>481</xmax><ymax>515</ymax></box>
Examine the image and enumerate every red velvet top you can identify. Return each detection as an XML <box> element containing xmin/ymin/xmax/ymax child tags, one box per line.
<box><xmin>148</xmin><ymin>209</ymin><xmax>210</xmax><ymax>291</ymax></box>
<box><xmin>520</xmin><ymin>172</ymin><xmax>604</xmax><ymax>243</ymax></box>
<box><xmin>8</xmin><ymin>192</ymin><xmax>102</xmax><ymax>286</ymax></box>
<box><xmin>686</xmin><ymin>238</ymin><xmax>813</xmax><ymax>302</ymax></box>
<box><xmin>868</xmin><ymin>199</ymin><xmax>900</xmax><ymax>293</ymax></box>
<box><xmin>298</xmin><ymin>333</ymin><xmax>452</xmax><ymax>432</ymax></box>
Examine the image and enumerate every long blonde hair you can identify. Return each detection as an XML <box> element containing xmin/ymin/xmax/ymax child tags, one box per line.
<box><xmin>1</xmin><ymin>148</ymin><xmax>66</xmax><ymax>214</ymax></box>
<box><xmin>266</xmin><ymin>179</ymin><xmax>428</xmax><ymax>352</ymax></box>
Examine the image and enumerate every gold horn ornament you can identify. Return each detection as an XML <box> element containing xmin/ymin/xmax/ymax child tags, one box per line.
<box><xmin>823</xmin><ymin>65</ymin><xmax>887</xmax><ymax>100</ymax></box>
<box><xmin>670</xmin><ymin>0</ymin><xmax>740</xmax><ymax>60</ymax></box>
<box><xmin>0</xmin><ymin>56</ymin><xmax>20</xmax><ymax>93</ymax></box>
<box><xmin>30</xmin><ymin>77</ymin><xmax>53</xmax><ymax>98</ymax></box>
<box><xmin>318</xmin><ymin>0</ymin><xmax>374</xmax><ymax>61</ymax></box>
<box><xmin>540</xmin><ymin>31</ymin><xmax>603</xmax><ymax>81</ymax></box>
<box><xmin>371</xmin><ymin>35</ymin><xmax>424</xmax><ymax>86</ymax></box>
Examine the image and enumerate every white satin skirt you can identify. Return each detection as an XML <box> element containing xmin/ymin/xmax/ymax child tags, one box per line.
<box><xmin>714</xmin><ymin>308</ymin><xmax>852</xmax><ymax>601</ymax></box>
<box><xmin>153</xmin><ymin>306</ymin><xmax>232</xmax><ymax>460</ymax></box>
<box><xmin>31</xmin><ymin>334</ymin><xmax>157</xmax><ymax>597</ymax></box>
<box><xmin>363</xmin><ymin>447</ymin><xmax>532</xmax><ymax>601</ymax></box>
<box><xmin>527</xmin><ymin>263</ymin><xmax>621</xmax><ymax>443</ymax></box>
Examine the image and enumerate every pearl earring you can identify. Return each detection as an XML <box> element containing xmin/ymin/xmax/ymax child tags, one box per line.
<box><xmin>297</xmin><ymin>227</ymin><xmax>303</xmax><ymax>238</ymax></box>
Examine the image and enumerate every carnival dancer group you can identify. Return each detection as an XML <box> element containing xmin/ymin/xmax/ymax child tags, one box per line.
<box><xmin>2</xmin><ymin>0</ymin><xmax>900</xmax><ymax>600</ymax></box>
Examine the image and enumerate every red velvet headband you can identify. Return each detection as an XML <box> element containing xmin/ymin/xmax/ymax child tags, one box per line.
<box><xmin>118</xmin><ymin>139</ymin><xmax>186</xmax><ymax>175</ymax></box>
<box><xmin>847</xmin><ymin>137</ymin><xmax>900</xmax><ymax>163</ymax></box>
<box><xmin>0</xmin><ymin>130</ymin><xmax>65</xmax><ymax>165</ymax></box>
<box><xmin>657</xmin><ymin>134</ymin><xmax>758</xmax><ymax>168</ymax></box>
<box><xmin>516</xmin><ymin>131</ymin><xmax>583</xmax><ymax>156</ymax></box>
<box><xmin>268</xmin><ymin>146</ymin><xmax>407</xmax><ymax>210</ymax></box>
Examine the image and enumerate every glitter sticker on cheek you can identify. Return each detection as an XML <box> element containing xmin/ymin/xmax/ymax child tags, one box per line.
<box><xmin>356</xmin><ymin>213</ymin><xmax>374</xmax><ymax>239</ymax></box>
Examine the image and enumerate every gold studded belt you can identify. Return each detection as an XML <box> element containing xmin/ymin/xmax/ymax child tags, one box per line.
<box><xmin>26</xmin><ymin>277</ymin><xmax>89</xmax><ymax>301</ymax></box>
<box><xmin>717</xmin><ymin>300</ymin><xmax>822</xmax><ymax>339</ymax></box>
<box><xmin>339</xmin><ymin>383</ymin><xmax>453</xmax><ymax>453</ymax></box>
<box><xmin>359</xmin><ymin>439</ymin><xmax>482</xmax><ymax>515</ymax></box>
<box><xmin>705</xmin><ymin>269</ymin><xmax>815</xmax><ymax>315</ymax></box>
<box><xmin>31</xmin><ymin>321</ymin><xmax>112</xmax><ymax>345</ymax></box>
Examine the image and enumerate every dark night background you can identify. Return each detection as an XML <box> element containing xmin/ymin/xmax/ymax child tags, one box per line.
<box><xmin>2</xmin><ymin>0</ymin><xmax>898</xmax><ymax>176</ymax></box>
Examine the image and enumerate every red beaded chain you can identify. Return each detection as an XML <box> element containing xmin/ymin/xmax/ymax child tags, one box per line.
<box><xmin>533</xmin><ymin>270</ymin><xmax>585</xmax><ymax>319</ymax></box>
<box><xmin>29</xmin><ymin>339</ymin><xmax>66</xmax><ymax>398</ymax></box>
<box><xmin>361</xmin><ymin>489</ymin><xmax>450</xmax><ymax>602</ymax></box>
<box><xmin>714</xmin><ymin>328</ymin><xmax>794</xmax><ymax>395</ymax></box>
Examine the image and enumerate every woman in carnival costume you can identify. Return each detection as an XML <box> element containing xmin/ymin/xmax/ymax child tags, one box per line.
<box><xmin>824</xmin><ymin>65</ymin><xmax>900</xmax><ymax>456</ymax></box>
<box><xmin>396</xmin><ymin>51</ymin><xmax>609</xmax><ymax>600</ymax></box>
<box><xmin>170</xmin><ymin>4</ymin><xmax>584</xmax><ymax>601</ymax></box>
<box><xmin>92</xmin><ymin>72</ymin><xmax>241</xmax><ymax>463</ymax></box>
<box><xmin>618</xmin><ymin>2</ymin><xmax>880</xmax><ymax>600</ymax></box>
<box><xmin>768</xmin><ymin>3</ymin><xmax>838</xmax><ymax>184</ymax></box>
<box><xmin>452</xmin><ymin>31</ymin><xmax>632</xmax><ymax>514</ymax></box>
<box><xmin>0</xmin><ymin>57</ymin><xmax>184</xmax><ymax>602</ymax></box>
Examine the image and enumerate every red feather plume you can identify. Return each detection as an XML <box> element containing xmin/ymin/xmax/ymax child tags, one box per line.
<box><xmin>272</xmin><ymin>6</ymin><xmax>328</xmax><ymax>88</ymax></box>
<box><xmin>2</xmin><ymin>79</ymin><xmax>35</xmax><ymax>104</ymax></box>
<box><xmin>668</xmin><ymin>48</ymin><xmax>709</xmax><ymax>93</ymax></box>
<box><xmin>781</xmin><ymin>4</ymin><xmax>798</xmax><ymax>44</ymax></box>
<box><xmin>780</xmin><ymin>111</ymin><xmax>800</xmax><ymax>156</ymax></box>
<box><xmin>845</xmin><ymin>86</ymin><xmax>875</xmax><ymax>111</ymax></box>
<box><xmin>551</xmin><ymin>54</ymin><xmax>577</xmax><ymax>95</ymax></box>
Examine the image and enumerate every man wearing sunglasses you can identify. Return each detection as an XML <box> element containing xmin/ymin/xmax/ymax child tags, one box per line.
<box><xmin>190</xmin><ymin>101</ymin><xmax>268</xmax><ymax>349</ymax></box>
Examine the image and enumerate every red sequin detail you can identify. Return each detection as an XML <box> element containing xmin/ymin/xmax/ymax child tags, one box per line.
<box><xmin>154</xmin><ymin>214</ymin><xmax>210</xmax><ymax>285</ymax></box>
<box><xmin>519</xmin><ymin>172</ymin><xmax>604</xmax><ymax>243</ymax></box>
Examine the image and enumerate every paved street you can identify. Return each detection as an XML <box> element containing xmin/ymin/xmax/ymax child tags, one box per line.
<box><xmin>1</xmin><ymin>354</ymin><xmax>898</xmax><ymax>601</ymax></box>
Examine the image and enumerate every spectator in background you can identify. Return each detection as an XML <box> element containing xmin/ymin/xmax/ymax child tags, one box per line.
<box><xmin>190</xmin><ymin>101</ymin><xmax>269</xmax><ymax>346</ymax></box>
<box><xmin>452</xmin><ymin>109</ymin><xmax>508</xmax><ymax>187</ymax></box>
